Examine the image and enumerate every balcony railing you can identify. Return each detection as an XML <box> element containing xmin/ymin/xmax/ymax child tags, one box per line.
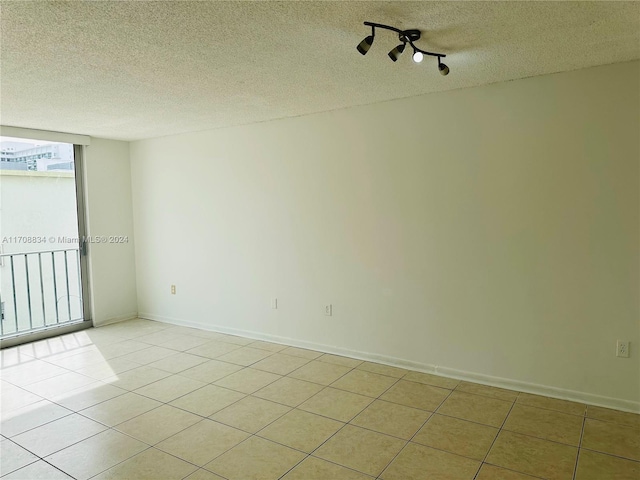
<box><xmin>0</xmin><ymin>248</ymin><xmax>83</xmax><ymax>339</ymax></box>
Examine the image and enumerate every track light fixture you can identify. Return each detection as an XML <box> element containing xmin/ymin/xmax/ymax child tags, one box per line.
<box><xmin>357</xmin><ymin>21</ymin><xmax>449</xmax><ymax>75</ymax></box>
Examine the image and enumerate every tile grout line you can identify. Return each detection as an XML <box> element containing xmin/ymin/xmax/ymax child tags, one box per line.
<box><xmin>452</xmin><ymin>385</ymin><xmax>519</xmax><ymax>404</ymax></box>
<box><xmin>76</xmin><ymin>343</ymin><xmax>292</xmax><ymax>426</ymax></box>
<box><xmin>579</xmin><ymin>446</ymin><xmax>640</xmax><ymax>463</ymax></box>
<box><xmin>0</xmin><ymin>441</ymin><xmax>41</xmax><ymax>478</ymax></box>
<box><xmin>471</xmin><ymin>390</ymin><xmax>519</xmax><ymax>480</ymax></box>
<box><xmin>87</xmin><ymin>371</ymin><xmax>287</xmax><ymax>480</ymax></box>
<box><xmin>74</xmin><ymin>361</ymin><xmax>261</xmax><ymax>430</ymax></box>
<box><xmin>279</xmin><ymin>356</ymin><xmax>356</xmax><ymax>384</ymax></box>
<box><xmin>272</xmin><ymin>452</ymin><xmax>308</xmax><ymax>480</ymax></box>
<box><xmin>508</xmin><ymin>401</ymin><xmax>588</xmax><ymax>418</ymax></box>
<box><xmin>108</xmin><ymin>344</ymin><xmax>283</xmax><ymax>403</ymax></box>
<box><xmin>296</xmin><ymin>370</ymin><xmax>408</xmax><ymax>478</ymax></box>
<box><xmin>250</xmin><ymin>369</ymin><xmax>408</xmax><ymax>472</ymax></box>
<box><xmin>7</xmin><ymin>459</ymin><xmax>45</xmax><ymax>479</ymax></box>
<box><xmin>2</xmin><ymin>407</ymin><xmax>78</xmax><ymax>439</ymax></box>
<box><xmin>78</xmin><ymin>374</ymin><xmax>256</xmax><ymax>480</ymax></box>
<box><xmin>37</xmin><ymin>456</ymin><xmax>81</xmax><ymax>480</ymax></box>
<box><xmin>11</xmin><ymin>425</ymin><xmax>110</xmax><ymax>475</ymax></box>
<box><xmin>572</xmin><ymin>412</ymin><xmax>587</xmax><ymax>480</ymax></box>
<box><xmin>375</xmin><ymin>382</ymin><xmax>459</xmax><ymax>479</ymax></box>
<box><xmin>82</xmin><ymin>444</ymin><xmax>155</xmax><ymax>480</ymax></box>
<box><xmin>141</xmin><ymin>358</ymin><xmax>331</xmax><ymax>478</ymax></box>
<box><xmin>350</xmin><ymin>371</ymin><xmax>410</xmax><ymax>477</ymax></box>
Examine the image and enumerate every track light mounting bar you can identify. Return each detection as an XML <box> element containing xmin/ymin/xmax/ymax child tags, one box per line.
<box><xmin>363</xmin><ymin>22</ymin><xmax>446</xmax><ymax>59</ymax></box>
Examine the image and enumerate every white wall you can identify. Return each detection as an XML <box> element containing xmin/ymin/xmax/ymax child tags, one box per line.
<box><xmin>0</xmin><ymin>171</ymin><xmax>78</xmax><ymax>256</ymax></box>
<box><xmin>130</xmin><ymin>61</ymin><xmax>639</xmax><ymax>410</ymax></box>
<box><xmin>84</xmin><ymin>138</ymin><xmax>137</xmax><ymax>326</ymax></box>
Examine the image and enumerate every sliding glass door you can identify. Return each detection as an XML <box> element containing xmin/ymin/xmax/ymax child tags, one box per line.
<box><xmin>0</xmin><ymin>136</ymin><xmax>91</xmax><ymax>345</ymax></box>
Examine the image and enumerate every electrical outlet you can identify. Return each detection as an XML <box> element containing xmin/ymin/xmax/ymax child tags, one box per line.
<box><xmin>171</xmin><ymin>285</ymin><xmax>176</xmax><ymax>295</ymax></box>
<box><xmin>271</xmin><ymin>298</ymin><xmax>278</xmax><ymax>309</ymax></box>
<box><xmin>616</xmin><ymin>340</ymin><xmax>629</xmax><ymax>358</ymax></box>
<box><xmin>324</xmin><ymin>304</ymin><xmax>332</xmax><ymax>316</ymax></box>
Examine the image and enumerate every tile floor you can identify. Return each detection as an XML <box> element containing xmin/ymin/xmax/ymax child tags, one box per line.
<box><xmin>1</xmin><ymin>319</ymin><xmax>639</xmax><ymax>480</ymax></box>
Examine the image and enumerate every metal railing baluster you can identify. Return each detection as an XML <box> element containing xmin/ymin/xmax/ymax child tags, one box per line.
<box><xmin>24</xmin><ymin>254</ymin><xmax>33</xmax><ymax>330</ymax></box>
<box><xmin>0</xmin><ymin>290</ymin><xmax>4</xmax><ymax>336</ymax></box>
<box><xmin>76</xmin><ymin>250</ymin><xmax>82</xmax><ymax>315</ymax></box>
<box><xmin>38</xmin><ymin>253</ymin><xmax>46</xmax><ymax>326</ymax></box>
<box><xmin>10</xmin><ymin>255</ymin><xmax>18</xmax><ymax>334</ymax></box>
<box><xmin>64</xmin><ymin>250</ymin><xmax>71</xmax><ymax>321</ymax></box>
<box><xmin>52</xmin><ymin>252</ymin><xmax>59</xmax><ymax>324</ymax></box>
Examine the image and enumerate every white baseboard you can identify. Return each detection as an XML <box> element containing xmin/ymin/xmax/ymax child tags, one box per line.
<box><xmin>433</xmin><ymin>367</ymin><xmax>640</xmax><ymax>414</ymax></box>
<box><xmin>137</xmin><ymin>312</ymin><xmax>640</xmax><ymax>414</ymax></box>
<box><xmin>94</xmin><ymin>312</ymin><xmax>138</xmax><ymax>327</ymax></box>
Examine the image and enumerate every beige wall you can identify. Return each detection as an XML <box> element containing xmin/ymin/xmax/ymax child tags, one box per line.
<box><xmin>130</xmin><ymin>61</ymin><xmax>639</xmax><ymax>410</ymax></box>
<box><xmin>84</xmin><ymin>138</ymin><xmax>138</xmax><ymax>326</ymax></box>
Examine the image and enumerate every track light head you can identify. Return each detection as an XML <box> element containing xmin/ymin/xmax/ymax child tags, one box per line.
<box><xmin>357</xmin><ymin>35</ymin><xmax>374</xmax><ymax>55</ymax></box>
<box><xmin>438</xmin><ymin>58</ymin><xmax>450</xmax><ymax>76</ymax></box>
<box><xmin>388</xmin><ymin>43</ymin><xmax>405</xmax><ymax>62</ymax></box>
<box><xmin>412</xmin><ymin>51</ymin><xmax>424</xmax><ymax>63</ymax></box>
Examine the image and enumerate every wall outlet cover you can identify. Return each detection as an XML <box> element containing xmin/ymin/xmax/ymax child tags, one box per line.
<box><xmin>616</xmin><ymin>340</ymin><xmax>629</xmax><ymax>358</ymax></box>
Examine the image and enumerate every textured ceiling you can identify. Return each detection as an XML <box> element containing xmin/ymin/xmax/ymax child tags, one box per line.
<box><xmin>1</xmin><ymin>1</ymin><xmax>639</xmax><ymax>141</ymax></box>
